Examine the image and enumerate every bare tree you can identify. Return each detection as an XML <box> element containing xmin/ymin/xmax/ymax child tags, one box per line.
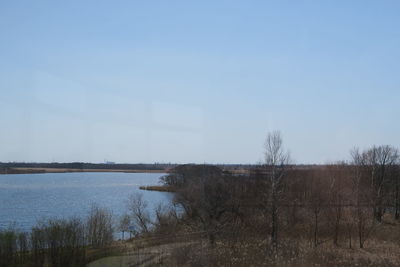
<box><xmin>86</xmin><ymin>205</ymin><xmax>114</xmax><ymax>248</ymax></box>
<box><xmin>119</xmin><ymin>214</ymin><xmax>131</xmax><ymax>240</ymax></box>
<box><xmin>359</xmin><ymin>145</ymin><xmax>399</xmax><ymax>222</ymax></box>
<box><xmin>308</xmin><ymin>175</ymin><xmax>325</xmax><ymax>247</ymax></box>
<box><xmin>326</xmin><ymin>163</ymin><xmax>346</xmax><ymax>246</ymax></box>
<box><xmin>393</xmin><ymin>164</ymin><xmax>400</xmax><ymax>220</ymax></box>
<box><xmin>127</xmin><ymin>193</ymin><xmax>151</xmax><ymax>234</ymax></box>
<box><xmin>264</xmin><ymin>131</ymin><xmax>290</xmax><ymax>251</ymax></box>
<box><xmin>176</xmin><ymin>171</ymin><xmax>239</xmax><ymax>245</ymax></box>
<box><xmin>351</xmin><ymin>148</ymin><xmax>375</xmax><ymax>248</ymax></box>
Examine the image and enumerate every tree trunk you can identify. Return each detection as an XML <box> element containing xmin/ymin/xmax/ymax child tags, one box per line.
<box><xmin>209</xmin><ymin>232</ymin><xmax>216</xmax><ymax>247</ymax></box>
<box><xmin>395</xmin><ymin>183</ymin><xmax>399</xmax><ymax>220</ymax></box>
<box><xmin>314</xmin><ymin>213</ymin><xmax>318</xmax><ymax>247</ymax></box>
<box><xmin>374</xmin><ymin>206</ymin><xmax>383</xmax><ymax>222</ymax></box>
<box><xmin>333</xmin><ymin>216</ymin><xmax>340</xmax><ymax>246</ymax></box>
<box><xmin>358</xmin><ymin>220</ymin><xmax>363</xmax><ymax>248</ymax></box>
<box><xmin>271</xmin><ymin>190</ymin><xmax>278</xmax><ymax>251</ymax></box>
<box><xmin>348</xmin><ymin>232</ymin><xmax>352</xmax><ymax>249</ymax></box>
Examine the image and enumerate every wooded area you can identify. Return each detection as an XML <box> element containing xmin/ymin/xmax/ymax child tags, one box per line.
<box><xmin>1</xmin><ymin>132</ymin><xmax>400</xmax><ymax>266</ymax></box>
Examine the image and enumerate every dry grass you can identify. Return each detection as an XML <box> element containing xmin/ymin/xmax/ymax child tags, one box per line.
<box><xmin>163</xmin><ymin>237</ymin><xmax>400</xmax><ymax>267</ymax></box>
<box><xmin>159</xmin><ymin>217</ymin><xmax>400</xmax><ymax>267</ymax></box>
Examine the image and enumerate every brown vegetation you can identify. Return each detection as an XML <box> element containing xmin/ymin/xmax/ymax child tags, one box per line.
<box><xmin>135</xmin><ymin>134</ymin><xmax>400</xmax><ymax>266</ymax></box>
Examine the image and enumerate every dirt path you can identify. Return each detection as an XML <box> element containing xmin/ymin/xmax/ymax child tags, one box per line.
<box><xmin>87</xmin><ymin>242</ymin><xmax>190</xmax><ymax>267</ymax></box>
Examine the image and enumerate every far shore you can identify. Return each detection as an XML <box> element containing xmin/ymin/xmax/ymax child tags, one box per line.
<box><xmin>0</xmin><ymin>167</ymin><xmax>168</xmax><ymax>175</ymax></box>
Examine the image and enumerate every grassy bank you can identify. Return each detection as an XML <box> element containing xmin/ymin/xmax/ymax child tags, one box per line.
<box><xmin>139</xmin><ymin>185</ymin><xmax>176</xmax><ymax>192</ymax></box>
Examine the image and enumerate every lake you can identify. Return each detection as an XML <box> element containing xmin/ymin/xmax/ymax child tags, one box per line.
<box><xmin>0</xmin><ymin>172</ymin><xmax>172</xmax><ymax>235</ymax></box>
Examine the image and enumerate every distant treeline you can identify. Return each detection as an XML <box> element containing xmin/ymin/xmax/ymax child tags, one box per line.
<box><xmin>0</xmin><ymin>162</ymin><xmax>174</xmax><ymax>170</ymax></box>
<box><xmin>0</xmin><ymin>162</ymin><xmax>278</xmax><ymax>172</ymax></box>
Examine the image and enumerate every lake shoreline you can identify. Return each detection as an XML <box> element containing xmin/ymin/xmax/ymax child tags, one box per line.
<box><xmin>0</xmin><ymin>171</ymin><xmax>171</xmax><ymax>234</ymax></box>
<box><xmin>139</xmin><ymin>185</ymin><xmax>176</xmax><ymax>192</ymax></box>
<box><xmin>0</xmin><ymin>167</ymin><xmax>167</xmax><ymax>175</ymax></box>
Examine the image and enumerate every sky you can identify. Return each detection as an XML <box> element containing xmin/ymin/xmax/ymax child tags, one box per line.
<box><xmin>0</xmin><ymin>1</ymin><xmax>400</xmax><ymax>164</ymax></box>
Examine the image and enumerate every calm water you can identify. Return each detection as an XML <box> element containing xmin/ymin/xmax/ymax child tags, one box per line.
<box><xmin>0</xmin><ymin>172</ymin><xmax>172</xmax><ymax>233</ymax></box>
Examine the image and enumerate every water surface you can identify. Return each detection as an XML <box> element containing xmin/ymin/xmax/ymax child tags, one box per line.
<box><xmin>0</xmin><ymin>172</ymin><xmax>171</xmax><ymax>232</ymax></box>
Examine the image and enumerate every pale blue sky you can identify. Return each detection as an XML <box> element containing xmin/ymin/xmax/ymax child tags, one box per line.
<box><xmin>0</xmin><ymin>1</ymin><xmax>399</xmax><ymax>164</ymax></box>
